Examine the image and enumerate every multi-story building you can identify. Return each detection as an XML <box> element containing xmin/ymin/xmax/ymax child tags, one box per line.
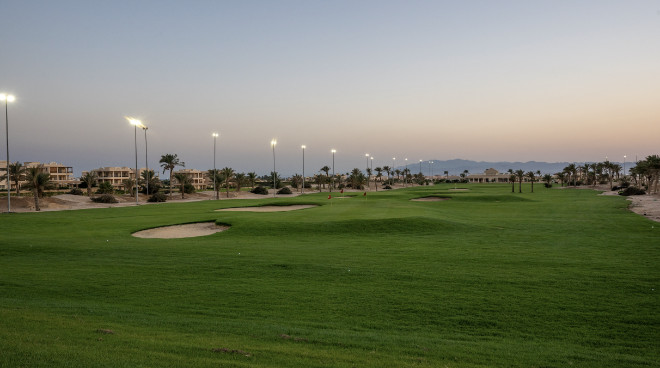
<box><xmin>466</xmin><ymin>168</ymin><xmax>512</xmax><ymax>183</ymax></box>
<box><xmin>84</xmin><ymin>167</ymin><xmax>136</xmax><ymax>190</ymax></box>
<box><xmin>0</xmin><ymin>161</ymin><xmax>76</xmax><ymax>190</ymax></box>
<box><xmin>172</xmin><ymin>169</ymin><xmax>208</xmax><ymax>190</ymax></box>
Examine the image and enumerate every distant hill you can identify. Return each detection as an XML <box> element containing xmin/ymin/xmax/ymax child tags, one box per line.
<box><xmin>395</xmin><ymin>159</ymin><xmax>580</xmax><ymax>176</ymax></box>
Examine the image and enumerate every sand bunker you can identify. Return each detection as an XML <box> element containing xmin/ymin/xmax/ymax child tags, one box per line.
<box><xmin>449</xmin><ymin>188</ymin><xmax>469</xmax><ymax>191</ymax></box>
<box><xmin>410</xmin><ymin>196</ymin><xmax>451</xmax><ymax>202</ymax></box>
<box><xmin>132</xmin><ymin>222</ymin><xmax>229</xmax><ymax>239</ymax></box>
<box><xmin>217</xmin><ymin>205</ymin><xmax>317</xmax><ymax>212</ymax></box>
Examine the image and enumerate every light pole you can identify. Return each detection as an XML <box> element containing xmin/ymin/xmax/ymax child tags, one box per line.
<box><xmin>430</xmin><ymin>161</ymin><xmax>433</xmax><ymax>182</ymax></box>
<box><xmin>213</xmin><ymin>133</ymin><xmax>219</xmax><ymax>199</ymax></box>
<box><xmin>1</xmin><ymin>93</ymin><xmax>15</xmax><ymax>213</ymax></box>
<box><xmin>623</xmin><ymin>155</ymin><xmax>627</xmax><ymax>178</ymax></box>
<box><xmin>405</xmin><ymin>158</ymin><xmax>408</xmax><ymax>187</ymax></box>
<box><xmin>127</xmin><ymin>118</ymin><xmax>142</xmax><ymax>205</ymax></box>
<box><xmin>271</xmin><ymin>139</ymin><xmax>277</xmax><ymax>197</ymax></box>
<box><xmin>331</xmin><ymin>149</ymin><xmax>336</xmax><ymax>192</ymax></box>
<box><xmin>365</xmin><ymin>153</ymin><xmax>369</xmax><ymax>172</ymax></box>
<box><xmin>419</xmin><ymin>160</ymin><xmax>423</xmax><ymax>175</ymax></box>
<box><xmin>370</xmin><ymin>156</ymin><xmax>373</xmax><ymax>171</ymax></box>
<box><xmin>142</xmin><ymin>124</ymin><xmax>149</xmax><ymax>197</ymax></box>
<box><xmin>301</xmin><ymin>145</ymin><xmax>306</xmax><ymax>194</ymax></box>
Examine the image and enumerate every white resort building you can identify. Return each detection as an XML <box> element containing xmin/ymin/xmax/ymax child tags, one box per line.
<box><xmin>172</xmin><ymin>169</ymin><xmax>208</xmax><ymax>191</ymax></box>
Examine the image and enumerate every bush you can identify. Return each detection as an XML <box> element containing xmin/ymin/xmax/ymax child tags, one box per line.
<box><xmin>148</xmin><ymin>192</ymin><xmax>167</xmax><ymax>202</ymax></box>
<box><xmin>277</xmin><ymin>187</ymin><xmax>292</xmax><ymax>195</ymax></box>
<box><xmin>96</xmin><ymin>181</ymin><xmax>114</xmax><ymax>194</ymax></box>
<box><xmin>91</xmin><ymin>194</ymin><xmax>118</xmax><ymax>203</ymax></box>
<box><xmin>304</xmin><ymin>182</ymin><xmax>312</xmax><ymax>189</ymax></box>
<box><xmin>68</xmin><ymin>188</ymin><xmax>84</xmax><ymax>195</ymax></box>
<box><xmin>183</xmin><ymin>183</ymin><xmax>195</xmax><ymax>194</ymax></box>
<box><xmin>383</xmin><ymin>185</ymin><xmax>392</xmax><ymax>190</ymax></box>
<box><xmin>544</xmin><ymin>183</ymin><xmax>552</xmax><ymax>188</ymax></box>
<box><xmin>619</xmin><ymin>187</ymin><xmax>646</xmax><ymax>196</ymax></box>
<box><xmin>251</xmin><ymin>186</ymin><xmax>269</xmax><ymax>195</ymax></box>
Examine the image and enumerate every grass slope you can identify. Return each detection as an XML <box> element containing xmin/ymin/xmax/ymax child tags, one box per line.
<box><xmin>0</xmin><ymin>184</ymin><xmax>658</xmax><ymax>367</ymax></box>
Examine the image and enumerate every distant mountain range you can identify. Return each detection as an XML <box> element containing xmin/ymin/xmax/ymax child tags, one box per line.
<box><xmin>394</xmin><ymin>159</ymin><xmax>605</xmax><ymax>176</ymax></box>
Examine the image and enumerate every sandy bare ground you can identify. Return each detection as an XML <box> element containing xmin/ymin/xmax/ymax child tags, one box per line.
<box><xmin>600</xmin><ymin>190</ymin><xmax>660</xmax><ymax>223</ymax></box>
<box><xmin>132</xmin><ymin>222</ymin><xmax>229</xmax><ymax>239</ymax></box>
<box><xmin>0</xmin><ymin>190</ymin><xmax>300</xmax><ymax>213</ymax></box>
<box><xmin>217</xmin><ymin>205</ymin><xmax>317</xmax><ymax>212</ymax></box>
<box><xmin>410</xmin><ymin>196</ymin><xmax>450</xmax><ymax>202</ymax></box>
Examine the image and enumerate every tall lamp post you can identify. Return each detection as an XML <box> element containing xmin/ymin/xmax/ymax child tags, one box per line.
<box><xmin>1</xmin><ymin>93</ymin><xmax>15</xmax><ymax>213</ymax></box>
<box><xmin>419</xmin><ymin>160</ymin><xmax>423</xmax><ymax>175</ymax></box>
<box><xmin>271</xmin><ymin>139</ymin><xmax>277</xmax><ymax>197</ymax></box>
<box><xmin>430</xmin><ymin>161</ymin><xmax>433</xmax><ymax>182</ymax></box>
<box><xmin>365</xmin><ymin>153</ymin><xmax>369</xmax><ymax>172</ymax></box>
<box><xmin>213</xmin><ymin>133</ymin><xmax>219</xmax><ymax>199</ymax></box>
<box><xmin>127</xmin><ymin>118</ymin><xmax>143</xmax><ymax>205</ymax></box>
<box><xmin>142</xmin><ymin>124</ymin><xmax>149</xmax><ymax>197</ymax></box>
<box><xmin>370</xmin><ymin>156</ymin><xmax>373</xmax><ymax>171</ymax></box>
<box><xmin>301</xmin><ymin>145</ymin><xmax>306</xmax><ymax>194</ymax></box>
<box><xmin>331</xmin><ymin>149</ymin><xmax>336</xmax><ymax>192</ymax></box>
<box><xmin>404</xmin><ymin>158</ymin><xmax>408</xmax><ymax>187</ymax></box>
<box><xmin>623</xmin><ymin>155</ymin><xmax>627</xmax><ymax>178</ymax></box>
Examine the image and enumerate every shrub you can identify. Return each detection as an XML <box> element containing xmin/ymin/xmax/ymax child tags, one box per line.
<box><xmin>148</xmin><ymin>192</ymin><xmax>167</xmax><ymax>202</ymax></box>
<box><xmin>303</xmin><ymin>182</ymin><xmax>312</xmax><ymax>189</ymax></box>
<box><xmin>68</xmin><ymin>188</ymin><xmax>84</xmax><ymax>195</ymax></box>
<box><xmin>91</xmin><ymin>194</ymin><xmax>118</xmax><ymax>203</ymax></box>
<box><xmin>183</xmin><ymin>183</ymin><xmax>195</xmax><ymax>194</ymax></box>
<box><xmin>277</xmin><ymin>187</ymin><xmax>292</xmax><ymax>195</ymax></box>
<box><xmin>619</xmin><ymin>187</ymin><xmax>646</xmax><ymax>196</ymax></box>
<box><xmin>544</xmin><ymin>183</ymin><xmax>552</xmax><ymax>188</ymax></box>
<box><xmin>383</xmin><ymin>185</ymin><xmax>392</xmax><ymax>190</ymax></box>
<box><xmin>251</xmin><ymin>186</ymin><xmax>269</xmax><ymax>195</ymax></box>
<box><xmin>96</xmin><ymin>181</ymin><xmax>114</xmax><ymax>194</ymax></box>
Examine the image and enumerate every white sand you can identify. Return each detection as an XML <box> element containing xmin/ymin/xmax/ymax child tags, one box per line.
<box><xmin>132</xmin><ymin>222</ymin><xmax>229</xmax><ymax>238</ymax></box>
<box><xmin>217</xmin><ymin>205</ymin><xmax>317</xmax><ymax>212</ymax></box>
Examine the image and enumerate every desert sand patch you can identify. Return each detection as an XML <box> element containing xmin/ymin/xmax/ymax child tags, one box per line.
<box><xmin>217</xmin><ymin>205</ymin><xmax>317</xmax><ymax>212</ymax></box>
<box><xmin>410</xmin><ymin>196</ymin><xmax>451</xmax><ymax>202</ymax></box>
<box><xmin>132</xmin><ymin>222</ymin><xmax>229</xmax><ymax>238</ymax></box>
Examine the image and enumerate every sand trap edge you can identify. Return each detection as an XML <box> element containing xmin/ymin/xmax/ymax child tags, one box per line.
<box><xmin>132</xmin><ymin>222</ymin><xmax>230</xmax><ymax>239</ymax></box>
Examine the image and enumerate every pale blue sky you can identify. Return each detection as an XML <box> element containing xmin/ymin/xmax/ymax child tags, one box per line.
<box><xmin>1</xmin><ymin>1</ymin><xmax>658</xmax><ymax>176</ymax></box>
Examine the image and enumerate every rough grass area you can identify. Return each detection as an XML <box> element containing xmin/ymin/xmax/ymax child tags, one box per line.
<box><xmin>0</xmin><ymin>184</ymin><xmax>658</xmax><ymax>367</ymax></box>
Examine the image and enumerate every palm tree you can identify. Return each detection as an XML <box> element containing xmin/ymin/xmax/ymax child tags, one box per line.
<box><xmin>234</xmin><ymin>172</ymin><xmax>246</xmax><ymax>193</ymax></box>
<box><xmin>555</xmin><ymin>172</ymin><xmax>566</xmax><ymax>187</ymax></box>
<box><xmin>291</xmin><ymin>174</ymin><xmax>303</xmax><ymax>191</ymax></box>
<box><xmin>366</xmin><ymin>167</ymin><xmax>372</xmax><ymax>190</ymax></box>
<box><xmin>122</xmin><ymin>178</ymin><xmax>135</xmax><ymax>196</ymax></box>
<box><xmin>509</xmin><ymin>174</ymin><xmax>517</xmax><ymax>192</ymax></box>
<box><xmin>314</xmin><ymin>174</ymin><xmax>324</xmax><ymax>192</ymax></box>
<box><xmin>526</xmin><ymin>171</ymin><xmax>536</xmax><ymax>193</ymax></box>
<box><xmin>207</xmin><ymin>169</ymin><xmax>224</xmax><ymax>199</ymax></box>
<box><xmin>394</xmin><ymin>169</ymin><xmax>401</xmax><ymax>182</ymax></box>
<box><xmin>542</xmin><ymin>174</ymin><xmax>553</xmax><ymax>187</ymax></box>
<box><xmin>24</xmin><ymin>165</ymin><xmax>52</xmax><ymax>211</ymax></box>
<box><xmin>247</xmin><ymin>172</ymin><xmax>257</xmax><ymax>189</ymax></box>
<box><xmin>221</xmin><ymin>167</ymin><xmax>235</xmax><ymax>198</ymax></box>
<box><xmin>382</xmin><ymin>166</ymin><xmax>391</xmax><ymax>182</ymax></box>
<box><xmin>172</xmin><ymin>172</ymin><xmax>191</xmax><ymax>199</ymax></box>
<box><xmin>0</xmin><ymin>161</ymin><xmax>27</xmax><ymax>195</ymax></box>
<box><xmin>160</xmin><ymin>154</ymin><xmax>184</xmax><ymax>197</ymax></box>
<box><xmin>515</xmin><ymin>169</ymin><xmax>525</xmax><ymax>193</ymax></box>
<box><xmin>507</xmin><ymin>169</ymin><xmax>518</xmax><ymax>193</ymax></box>
<box><xmin>320</xmin><ymin>166</ymin><xmax>330</xmax><ymax>189</ymax></box>
<box><xmin>349</xmin><ymin>168</ymin><xmax>366</xmax><ymax>189</ymax></box>
<box><xmin>79</xmin><ymin>171</ymin><xmax>98</xmax><ymax>197</ymax></box>
<box><xmin>374</xmin><ymin>167</ymin><xmax>383</xmax><ymax>191</ymax></box>
<box><xmin>139</xmin><ymin>169</ymin><xmax>159</xmax><ymax>194</ymax></box>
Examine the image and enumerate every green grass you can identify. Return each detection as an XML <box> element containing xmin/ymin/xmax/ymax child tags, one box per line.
<box><xmin>0</xmin><ymin>184</ymin><xmax>658</xmax><ymax>367</ymax></box>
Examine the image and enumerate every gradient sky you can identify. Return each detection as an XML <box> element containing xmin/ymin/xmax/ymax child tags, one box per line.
<box><xmin>1</xmin><ymin>0</ymin><xmax>658</xmax><ymax>176</ymax></box>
